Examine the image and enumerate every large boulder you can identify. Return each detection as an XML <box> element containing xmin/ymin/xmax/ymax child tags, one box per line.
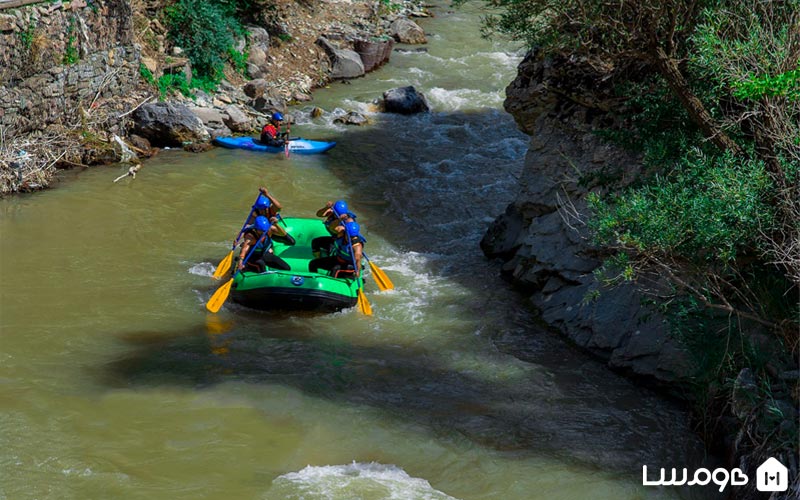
<box><xmin>245</xmin><ymin>26</ymin><xmax>270</xmax><ymax>78</ymax></box>
<box><xmin>354</xmin><ymin>38</ymin><xmax>394</xmax><ymax>72</ymax></box>
<box><xmin>243</xmin><ymin>79</ymin><xmax>270</xmax><ymax>99</ymax></box>
<box><xmin>390</xmin><ymin>18</ymin><xmax>427</xmax><ymax>44</ymax></box>
<box><xmin>382</xmin><ymin>86</ymin><xmax>430</xmax><ymax>114</ymax></box>
<box><xmin>189</xmin><ymin>106</ymin><xmax>231</xmax><ymax>138</ymax></box>
<box><xmin>316</xmin><ymin>37</ymin><xmax>365</xmax><ymax>79</ymax></box>
<box><xmin>223</xmin><ymin>105</ymin><xmax>254</xmax><ymax>133</ymax></box>
<box><xmin>131</xmin><ymin>102</ymin><xmax>210</xmax><ymax>147</ymax></box>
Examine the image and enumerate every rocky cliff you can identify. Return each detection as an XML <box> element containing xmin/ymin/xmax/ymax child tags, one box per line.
<box><xmin>482</xmin><ymin>51</ymin><xmax>693</xmax><ymax>385</ymax></box>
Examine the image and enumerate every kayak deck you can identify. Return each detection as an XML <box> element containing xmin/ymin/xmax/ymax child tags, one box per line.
<box><xmin>213</xmin><ymin>136</ymin><xmax>336</xmax><ymax>154</ymax></box>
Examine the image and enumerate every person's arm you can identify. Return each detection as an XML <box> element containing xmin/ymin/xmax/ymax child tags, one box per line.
<box><xmin>238</xmin><ymin>234</ymin><xmax>255</xmax><ymax>269</ymax></box>
<box><xmin>352</xmin><ymin>241</ymin><xmax>363</xmax><ymax>278</ymax></box>
<box><xmin>268</xmin><ymin>218</ymin><xmax>288</xmax><ymax>238</ymax></box>
<box><xmin>259</xmin><ymin>187</ymin><xmax>282</xmax><ymax>210</ymax></box>
<box><xmin>316</xmin><ymin>201</ymin><xmax>333</xmax><ymax>217</ymax></box>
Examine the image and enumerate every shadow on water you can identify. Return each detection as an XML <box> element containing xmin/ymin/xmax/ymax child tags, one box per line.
<box><xmin>99</xmin><ymin>315</ymin><xmax>710</xmax><ymax>482</ymax></box>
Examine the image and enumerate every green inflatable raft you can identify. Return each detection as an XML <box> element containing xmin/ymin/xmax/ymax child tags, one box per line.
<box><xmin>231</xmin><ymin>217</ymin><xmax>360</xmax><ymax>312</ymax></box>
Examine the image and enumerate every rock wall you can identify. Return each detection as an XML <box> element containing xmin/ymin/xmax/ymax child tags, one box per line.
<box><xmin>0</xmin><ymin>0</ymin><xmax>139</xmax><ymax>136</ymax></box>
<box><xmin>484</xmin><ymin>51</ymin><xmax>693</xmax><ymax>385</ymax></box>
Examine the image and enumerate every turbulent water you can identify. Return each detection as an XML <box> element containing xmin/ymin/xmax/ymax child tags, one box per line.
<box><xmin>0</xmin><ymin>2</ymin><xmax>717</xmax><ymax>499</ymax></box>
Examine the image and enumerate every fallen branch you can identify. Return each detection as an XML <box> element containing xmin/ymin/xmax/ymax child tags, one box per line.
<box><xmin>117</xmin><ymin>95</ymin><xmax>154</xmax><ymax>119</ymax></box>
<box><xmin>113</xmin><ymin>164</ymin><xmax>140</xmax><ymax>183</ymax></box>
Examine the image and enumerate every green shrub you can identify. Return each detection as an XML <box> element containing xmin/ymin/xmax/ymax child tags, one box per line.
<box><xmin>588</xmin><ymin>149</ymin><xmax>775</xmax><ymax>265</ymax></box>
<box><xmin>139</xmin><ymin>63</ymin><xmax>155</xmax><ymax>85</ymax></box>
<box><xmin>165</xmin><ymin>0</ymin><xmax>244</xmax><ymax>81</ymax></box>
<box><xmin>157</xmin><ymin>73</ymin><xmax>192</xmax><ymax>100</ymax></box>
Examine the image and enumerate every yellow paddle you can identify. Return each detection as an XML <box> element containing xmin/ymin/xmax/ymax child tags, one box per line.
<box><xmin>363</xmin><ymin>253</ymin><xmax>394</xmax><ymax>291</ymax></box>
<box><xmin>206</xmin><ymin>232</ymin><xmax>266</xmax><ymax>313</ymax></box>
<box><xmin>206</xmin><ymin>277</ymin><xmax>234</xmax><ymax>313</ymax></box>
<box><xmin>212</xmin><ymin>250</ymin><xmax>234</xmax><ymax>279</ymax></box>
<box><xmin>212</xmin><ymin>200</ymin><xmax>259</xmax><ymax>279</ymax></box>
<box><xmin>356</xmin><ymin>278</ymin><xmax>372</xmax><ymax>315</ymax></box>
<box><xmin>340</xmin><ymin>223</ymin><xmax>372</xmax><ymax>316</ymax></box>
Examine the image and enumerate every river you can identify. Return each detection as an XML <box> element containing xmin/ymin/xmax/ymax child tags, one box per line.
<box><xmin>0</xmin><ymin>2</ymin><xmax>715</xmax><ymax>499</ymax></box>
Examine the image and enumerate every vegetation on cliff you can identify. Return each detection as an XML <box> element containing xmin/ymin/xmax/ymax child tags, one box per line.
<box><xmin>465</xmin><ymin>0</ymin><xmax>799</xmax><ymax>487</ymax></box>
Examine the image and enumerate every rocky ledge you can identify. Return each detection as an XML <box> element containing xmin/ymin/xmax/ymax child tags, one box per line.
<box><xmin>482</xmin><ymin>50</ymin><xmax>693</xmax><ymax>385</ymax></box>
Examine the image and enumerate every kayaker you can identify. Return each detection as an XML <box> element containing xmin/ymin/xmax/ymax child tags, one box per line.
<box><xmin>312</xmin><ymin>200</ymin><xmax>355</xmax><ymax>258</ymax></box>
<box><xmin>309</xmin><ymin>221</ymin><xmax>364</xmax><ymax>278</ymax></box>
<box><xmin>237</xmin><ymin>215</ymin><xmax>291</xmax><ymax>273</ymax></box>
<box><xmin>260</xmin><ymin>112</ymin><xmax>288</xmax><ymax>147</ymax></box>
<box><xmin>248</xmin><ymin>187</ymin><xmax>296</xmax><ymax>245</ymax></box>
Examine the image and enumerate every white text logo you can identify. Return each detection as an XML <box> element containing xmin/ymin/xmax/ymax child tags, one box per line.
<box><xmin>643</xmin><ymin>457</ymin><xmax>789</xmax><ymax>493</ymax></box>
<box><xmin>643</xmin><ymin>466</ymin><xmax>748</xmax><ymax>492</ymax></box>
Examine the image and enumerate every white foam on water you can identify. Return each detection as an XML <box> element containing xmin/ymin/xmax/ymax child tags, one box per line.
<box><xmin>425</xmin><ymin>87</ymin><xmax>504</xmax><ymax>111</ymax></box>
<box><xmin>268</xmin><ymin>462</ymin><xmax>460</xmax><ymax>500</ymax></box>
<box><xmin>366</xmin><ymin>250</ymin><xmax>454</xmax><ymax>326</ymax></box>
<box><xmin>188</xmin><ymin>262</ymin><xmax>216</xmax><ymax>277</ymax></box>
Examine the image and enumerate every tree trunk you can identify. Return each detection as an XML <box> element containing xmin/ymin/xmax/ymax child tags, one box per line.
<box><xmin>651</xmin><ymin>46</ymin><xmax>743</xmax><ymax>155</ymax></box>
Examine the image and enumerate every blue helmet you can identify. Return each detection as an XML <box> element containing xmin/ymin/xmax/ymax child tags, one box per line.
<box><xmin>271</xmin><ymin>112</ymin><xmax>284</xmax><ymax>122</ymax></box>
<box><xmin>333</xmin><ymin>200</ymin><xmax>348</xmax><ymax>216</ymax></box>
<box><xmin>254</xmin><ymin>215</ymin><xmax>271</xmax><ymax>232</ymax></box>
<box><xmin>253</xmin><ymin>194</ymin><xmax>271</xmax><ymax>210</ymax></box>
<box><xmin>345</xmin><ymin>222</ymin><xmax>360</xmax><ymax>238</ymax></box>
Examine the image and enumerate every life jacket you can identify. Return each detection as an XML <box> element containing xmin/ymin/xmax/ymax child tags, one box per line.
<box><xmin>244</xmin><ymin>227</ymin><xmax>273</xmax><ymax>254</ymax></box>
<box><xmin>261</xmin><ymin>123</ymin><xmax>278</xmax><ymax>139</ymax></box>
<box><xmin>332</xmin><ymin>234</ymin><xmax>364</xmax><ymax>262</ymax></box>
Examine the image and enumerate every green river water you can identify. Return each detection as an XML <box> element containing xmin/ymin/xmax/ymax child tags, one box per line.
<box><xmin>1</xmin><ymin>2</ymin><xmax>716</xmax><ymax>499</ymax></box>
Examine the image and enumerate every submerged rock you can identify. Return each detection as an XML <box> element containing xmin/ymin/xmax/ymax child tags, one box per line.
<box><xmin>382</xmin><ymin>86</ymin><xmax>430</xmax><ymax>114</ymax></box>
<box><xmin>333</xmin><ymin>111</ymin><xmax>368</xmax><ymax>126</ymax></box>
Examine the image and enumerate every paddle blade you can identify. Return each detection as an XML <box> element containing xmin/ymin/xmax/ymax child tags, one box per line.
<box><xmin>368</xmin><ymin>261</ymin><xmax>394</xmax><ymax>291</ymax></box>
<box><xmin>357</xmin><ymin>288</ymin><xmax>372</xmax><ymax>316</ymax></box>
<box><xmin>212</xmin><ymin>251</ymin><xmax>233</xmax><ymax>279</ymax></box>
<box><xmin>206</xmin><ymin>278</ymin><xmax>234</xmax><ymax>313</ymax></box>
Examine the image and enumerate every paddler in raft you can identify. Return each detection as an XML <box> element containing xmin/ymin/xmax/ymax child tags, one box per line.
<box><xmin>308</xmin><ymin>221</ymin><xmax>365</xmax><ymax>279</ymax></box>
<box><xmin>247</xmin><ymin>186</ymin><xmax>296</xmax><ymax>245</ymax></box>
<box><xmin>236</xmin><ymin>215</ymin><xmax>291</xmax><ymax>273</ymax></box>
<box><xmin>311</xmin><ymin>199</ymin><xmax>356</xmax><ymax>258</ymax></box>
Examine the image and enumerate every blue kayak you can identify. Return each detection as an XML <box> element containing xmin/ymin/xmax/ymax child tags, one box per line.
<box><xmin>213</xmin><ymin>136</ymin><xmax>336</xmax><ymax>154</ymax></box>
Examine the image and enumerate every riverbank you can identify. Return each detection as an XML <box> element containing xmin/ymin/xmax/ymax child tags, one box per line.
<box><xmin>0</xmin><ymin>0</ymin><xmax>429</xmax><ymax>194</ymax></box>
<box><xmin>485</xmin><ymin>49</ymin><xmax>799</xmax><ymax>499</ymax></box>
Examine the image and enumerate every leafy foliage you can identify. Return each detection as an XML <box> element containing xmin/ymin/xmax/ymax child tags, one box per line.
<box><xmin>62</xmin><ymin>17</ymin><xmax>79</xmax><ymax>65</ymax></box>
<box><xmin>165</xmin><ymin>0</ymin><xmax>248</xmax><ymax>83</ymax></box>
<box><xmin>139</xmin><ymin>63</ymin><xmax>155</xmax><ymax>85</ymax></box>
<box><xmin>588</xmin><ymin>150</ymin><xmax>775</xmax><ymax>265</ymax></box>
<box><xmin>157</xmin><ymin>73</ymin><xmax>192</xmax><ymax>100</ymax></box>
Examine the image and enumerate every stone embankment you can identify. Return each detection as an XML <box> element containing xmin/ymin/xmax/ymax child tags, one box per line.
<box><xmin>0</xmin><ymin>0</ymin><xmax>431</xmax><ymax>194</ymax></box>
